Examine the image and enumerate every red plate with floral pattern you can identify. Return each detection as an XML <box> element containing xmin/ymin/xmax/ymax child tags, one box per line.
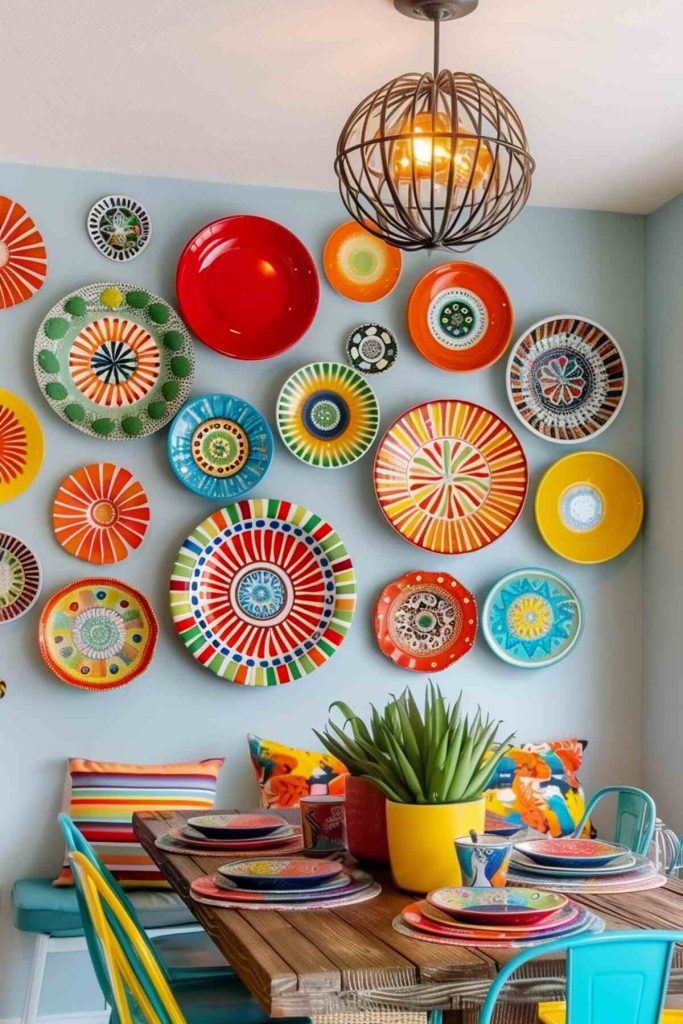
<box><xmin>176</xmin><ymin>215</ymin><xmax>319</xmax><ymax>359</ymax></box>
<box><xmin>375</xmin><ymin>571</ymin><xmax>477</xmax><ymax>672</ymax></box>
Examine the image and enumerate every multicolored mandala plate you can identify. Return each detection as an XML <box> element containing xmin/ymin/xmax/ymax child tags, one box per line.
<box><xmin>0</xmin><ymin>533</ymin><xmax>42</xmax><ymax>623</ymax></box>
<box><xmin>34</xmin><ymin>283</ymin><xmax>194</xmax><ymax>440</ymax></box>
<box><xmin>170</xmin><ymin>499</ymin><xmax>357</xmax><ymax>686</ymax></box>
<box><xmin>0</xmin><ymin>388</ymin><xmax>44</xmax><ymax>504</ymax></box>
<box><xmin>374</xmin><ymin>400</ymin><xmax>528</xmax><ymax>554</ymax></box>
<box><xmin>0</xmin><ymin>195</ymin><xmax>47</xmax><ymax>308</ymax></box>
<box><xmin>375</xmin><ymin>571</ymin><xmax>477</xmax><ymax>672</ymax></box>
<box><xmin>482</xmin><ymin>569</ymin><xmax>583</xmax><ymax>668</ymax></box>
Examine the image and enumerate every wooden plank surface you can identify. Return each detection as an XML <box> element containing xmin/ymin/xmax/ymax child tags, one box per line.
<box><xmin>134</xmin><ymin>809</ymin><xmax>683</xmax><ymax>1018</ymax></box>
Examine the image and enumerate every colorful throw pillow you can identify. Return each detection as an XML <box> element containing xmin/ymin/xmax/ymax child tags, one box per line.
<box><xmin>248</xmin><ymin>734</ymin><xmax>347</xmax><ymax>808</ymax></box>
<box><xmin>54</xmin><ymin>757</ymin><xmax>225</xmax><ymax>888</ymax></box>
<box><xmin>485</xmin><ymin>739</ymin><xmax>588</xmax><ymax>837</ymax></box>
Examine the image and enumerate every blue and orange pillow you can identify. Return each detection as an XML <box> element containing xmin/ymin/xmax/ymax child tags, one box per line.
<box><xmin>247</xmin><ymin>734</ymin><xmax>347</xmax><ymax>808</ymax></box>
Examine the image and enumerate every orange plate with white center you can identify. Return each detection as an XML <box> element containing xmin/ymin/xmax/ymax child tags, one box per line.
<box><xmin>53</xmin><ymin>463</ymin><xmax>150</xmax><ymax>564</ymax></box>
<box><xmin>407</xmin><ymin>262</ymin><xmax>513</xmax><ymax>372</ymax></box>
<box><xmin>323</xmin><ymin>221</ymin><xmax>403</xmax><ymax>303</ymax></box>
<box><xmin>375</xmin><ymin>571</ymin><xmax>477</xmax><ymax>672</ymax></box>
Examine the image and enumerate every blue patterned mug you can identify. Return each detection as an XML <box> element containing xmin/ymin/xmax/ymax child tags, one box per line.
<box><xmin>454</xmin><ymin>834</ymin><xmax>513</xmax><ymax>887</ymax></box>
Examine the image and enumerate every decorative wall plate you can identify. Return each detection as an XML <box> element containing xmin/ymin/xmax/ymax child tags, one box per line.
<box><xmin>324</xmin><ymin>221</ymin><xmax>402</xmax><ymax>302</ymax></box>
<box><xmin>535</xmin><ymin>452</ymin><xmax>643</xmax><ymax>563</ymax></box>
<box><xmin>374</xmin><ymin>400</ymin><xmax>528</xmax><ymax>553</ymax></box>
<box><xmin>167</xmin><ymin>394</ymin><xmax>273</xmax><ymax>500</ymax></box>
<box><xmin>345</xmin><ymin>323</ymin><xmax>398</xmax><ymax>374</ymax></box>
<box><xmin>277</xmin><ymin>362</ymin><xmax>379</xmax><ymax>468</ymax></box>
<box><xmin>34</xmin><ymin>283</ymin><xmax>194</xmax><ymax>440</ymax></box>
<box><xmin>506</xmin><ymin>315</ymin><xmax>627</xmax><ymax>443</ymax></box>
<box><xmin>0</xmin><ymin>388</ymin><xmax>44</xmax><ymax>504</ymax></box>
<box><xmin>176</xmin><ymin>215</ymin><xmax>319</xmax><ymax>359</ymax></box>
<box><xmin>482</xmin><ymin>568</ymin><xmax>583</xmax><ymax>669</ymax></box>
<box><xmin>170</xmin><ymin>499</ymin><xmax>357</xmax><ymax>686</ymax></box>
<box><xmin>87</xmin><ymin>195</ymin><xmax>151</xmax><ymax>262</ymax></box>
<box><xmin>0</xmin><ymin>195</ymin><xmax>47</xmax><ymax>308</ymax></box>
<box><xmin>375</xmin><ymin>570</ymin><xmax>477</xmax><ymax>672</ymax></box>
<box><xmin>53</xmin><ymin>463</ymin><xmax>150</xmax><ymax>564</ymax></box>
<box><xmin>407</xmin><ymin>262</ymin><xmax>513</xmax><ymax>372</ymax></box>
<box><xmin>39</xmin><ymin>578</ymin><xmax>158</xmax><ymax>691</ymax></box>
<box><xmin>0</xmin><ymin>533</ymin><xmax>42</xmax><ymax>623</ymax></box>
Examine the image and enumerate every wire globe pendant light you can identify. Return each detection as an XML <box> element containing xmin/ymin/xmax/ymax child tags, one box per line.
<box><xmin>334</xmin><ymin>0</ymin><xmax>535</xmax><ymax>252</ymax></box>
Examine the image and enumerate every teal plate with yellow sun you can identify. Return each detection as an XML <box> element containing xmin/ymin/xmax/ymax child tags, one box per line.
<box><xmin>33</xmin><ymin>283</ymin><xmax>194</xmax><ymax>440</ymax></box>
<box><xmin>482</xmin><ymin>568</ymin><xmax>583</xmax><ymax>669</ymax></box>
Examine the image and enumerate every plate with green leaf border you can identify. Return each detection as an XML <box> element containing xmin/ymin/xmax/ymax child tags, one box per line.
<box><xmin>34</xmin><ymin>283</ymin><xmax>194</xmax><ymax>440</ymax></box>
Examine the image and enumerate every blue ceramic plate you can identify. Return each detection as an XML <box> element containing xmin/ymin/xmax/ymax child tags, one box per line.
<box><xmin>167</xmin><ymin>393</ymin><xmax>273</xmax><ymax>500</ymax></box>
<box><xmin>482</xmin><ymin>567</ymin><xmax>583</xmax><ymax>669</ymax></box>
<box><xmin>514</xmin><ymin>838</ymin><xmax>631</xmax><ymax>869</ymax></box>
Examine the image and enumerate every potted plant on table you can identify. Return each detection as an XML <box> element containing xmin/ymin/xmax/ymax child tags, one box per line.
<box><xmin>316</xmin><ymin>684</ymin><xmax>514</xmax><ymax>893</ymax></box>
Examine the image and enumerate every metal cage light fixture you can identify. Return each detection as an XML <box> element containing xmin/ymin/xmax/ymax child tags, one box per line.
<box><xmin>334</xmin><ymin>0</ymin><xmax>535</xmax><ymax>252</ymax></box>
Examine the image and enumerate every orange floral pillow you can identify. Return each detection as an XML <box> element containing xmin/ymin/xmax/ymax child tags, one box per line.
<box><xmin>247</xmin><ymin>734</ymin><xmax>347</xmax><ymax>809</ymax></box>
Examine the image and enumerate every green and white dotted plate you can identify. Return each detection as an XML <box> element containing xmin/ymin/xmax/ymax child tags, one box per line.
<box><xmin>34</xmin><ymin>283</ymin><xmax>194</xmax><ymax>440</ymax></box>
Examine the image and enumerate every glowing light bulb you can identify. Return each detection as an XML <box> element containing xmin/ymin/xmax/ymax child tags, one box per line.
<box><xmin>392</xmin><ymin>111</ymin><xmax>492</xmax><ymax>189</ymax></box>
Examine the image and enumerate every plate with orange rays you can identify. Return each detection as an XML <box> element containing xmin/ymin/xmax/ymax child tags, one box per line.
<box><xmin>0</xmin><ymin>196</ymin><xmax>47</xmax><ymax>308</ymax></box>
<box><xmin>373</xmin><ymin>399</ymin><xmax>528</xmax><ymax>554</ymax></box>
<box><xmin>324</xmin><ymin>221</ymin><xmax>402</xmax><ymax>302</ymax></box>
<box><xmin>407</xmin><ymin>262</ymin><xmax>513</xmax><ymax>372</ymax></box>
<box><xmin>0</xmin><ymin>388</ymin><xmax>44</xmax><ymax>504</ymax></box>
<box><xmin>53</xmin><ymin>463</ymin><xmax>150</xmax><ymax>564</ymax></box>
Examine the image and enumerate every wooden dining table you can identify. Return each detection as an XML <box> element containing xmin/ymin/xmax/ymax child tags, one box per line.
<box><xmin>134</xmin><ymin>810</ymin><xmax>683</xmax><ymax>1023</ymax></box>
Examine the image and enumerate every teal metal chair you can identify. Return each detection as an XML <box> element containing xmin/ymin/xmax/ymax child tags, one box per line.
<box><xmin>479</xmin><ymin>930</ymin><xmax>683</xmax><ymax>1024</ymax></box>
<box><xmin>572</xmin><ymin>786</ymin><xmax>656</xmax><ymax>855</ymax></box>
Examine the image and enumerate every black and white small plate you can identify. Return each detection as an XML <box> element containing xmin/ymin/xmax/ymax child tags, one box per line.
<box><xmin>87</xmin><ymin>194</ymin><xmax>151</xmax><ymax>261</ymax></box>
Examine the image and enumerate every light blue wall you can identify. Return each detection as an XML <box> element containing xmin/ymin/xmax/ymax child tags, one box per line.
<box><xmin>0</xmin><ymin>161</ymin><xmax>646</xmax><ymax>1018</ymax></box>
<box><xmin>643</xmin><ymin>194</ymin><xmax>683</xmax><ymax>833</ymax></box>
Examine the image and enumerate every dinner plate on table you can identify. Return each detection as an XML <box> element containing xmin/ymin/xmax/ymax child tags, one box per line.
<box><xmin>417</xmin><ymin>898</ymin><xmax>580</xmax><ymax>935</ymax></box>
<box><xmin>510</xmin><ymin>849</ymin><xmax>637</xmax><ymax>877</ymax></box>
<box><xmin>427</xmin><ymin>886</ymin><xmax>568</xmax><ymax>926</ymax></box>
<box><xmin>218</xmin><ymin>857</ymin><xmax>345</xmax><ymax>891</ymax></box>
<box><xmin>214</xmin><ymin>870</ymin><xmax>355</xmax><ymax>898</ymax></box>
<box><xmin>192</xmin><ymin>869</ymin><xmax>373</xmax><ymax>904</ymax></box>
<box><xmin>402</xmin><ymin>900</ymin><xmax>584</xmax><ymax>942</ymax></box>
<box><xmin>514</xmin><ymin>837</ymin><xmax>630</xmax><ymax>869</ymax></box>
<box><xmin>170</xmin><ymin>825</ymin><xmax>296</xmax><ymax>850</ymax></box>
<box><xmin>187</xmin><ymin>813</ymin><xmax>287</xmax><ymax>840</ymax></box>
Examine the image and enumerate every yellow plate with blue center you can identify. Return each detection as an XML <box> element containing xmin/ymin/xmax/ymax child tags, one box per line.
<box><xmin>535</xmin><ymin>452</ymin><xmax>643</xmax><ymax>563</ymax></box>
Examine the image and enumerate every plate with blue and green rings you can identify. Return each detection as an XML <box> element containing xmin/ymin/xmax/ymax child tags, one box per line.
<box><xmin>168</xmin><ymin>394</ymin><xmax>273</xmax><ymax>500</ymax></box>
<box><xmin>276</xmin><ymin>361</ymin><xmax>379</xmax><ymax>468</ymax></box>
<box><xmin>33</xmin><ymin>283</ymin><xmax>194</xmax><ymax>440</ymax></box>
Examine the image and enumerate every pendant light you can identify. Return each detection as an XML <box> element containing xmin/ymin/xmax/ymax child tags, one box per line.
<box><xmin>334</xmin><ymin>0</ymin><xmax>535</xmax><ymax>252</ymax></box>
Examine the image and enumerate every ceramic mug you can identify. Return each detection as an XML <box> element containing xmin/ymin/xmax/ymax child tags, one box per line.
<box><xmin>454</xmin><ymin>834</ymin><xmax>513</xmax><ymax>887</ymax></box>
<box><xmin>300</xmin><ymin>795</ymin><xmax>348</xmax><ymax>856</ymax></box>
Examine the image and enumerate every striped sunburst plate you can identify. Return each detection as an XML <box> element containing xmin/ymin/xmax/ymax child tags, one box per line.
<box><xmin>0</xmin><ymin>196</ymin><xmax>47</xmax><ymax>309</ymax></box>
<box><xmin>170</xmin><ymin>499</ymin><xmax>357</xmax><ymax>686</ymax></box>
<box><xmin>374</xmin><ymin>400</ymin><xmax>528</xmax><ymax>554</ymax></box>
<box><xmin>506</xmin><ymin>315</ymin><xmax>627</xmax><ymax>443</ymax></box>
<box><xmin>276</xmin><ymin>361</ymin><xmax>379</xmax><ymax>468</ymax></box>
<box><xmin>0</xmin><ymin>533</ymin><xmax>42</xmax><ymax>623</ymax></box>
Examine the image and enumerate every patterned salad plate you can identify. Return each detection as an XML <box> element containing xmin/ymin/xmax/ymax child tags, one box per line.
<box><xmin>34</xmin><ymin>283</ymin><xmax>194</xmax><ymax>440</ymax></box>
<box><xmin>506</xmin><ymin>315</ymin><xmax>627</xmax><ymax>443</ymax></box>
<box><xmin>39</xmin><ymin>577</ymin><xmax>158</xmax><ymax>691</ymax></box>
<box><xmin>374</xmin><ymin>400</ymin><xmax>528</xmax><ymax>553</ymax></box>
<box><xmin>176</xmin><ymin>215</ymin><xmax>319</xmax><ymax>359</ymax></box>
<box><xmin>535</xmin><ymin>452</ymin><xmax>643</xmax><ymax>563</ymax></box>
<box><xmin>482</xmin><ymin>568</ymin><xmax>583</xmax><ymax>669</ymax></box>
<box><xmin>324</xmin><ymin>221</ymin><xmax>402</xmax><ymax>303</ymax></box>
<box><xmin>346</xmin><ymin>323</ymin><xmax>398</xmax><ymax>374</ymax></box>
<box><xmin>0</xmin><ymin>533</ymin><xmax>42</xmax><ymax>623</ymax></box>
<box><xmin>53</xmin><ymin>463</ymin><xmax>150</xmax><ymax>564</ymax></box>
<box><xmin>169</xmin><ymin>825</ymin><xmax>298</xmax><ymax>851</ymax></box>
<box><xmin>218</xmin><ymin>857</ymin><xmax>344</xmax><ymax>891</ymax></box>
<box><xmin>187</xmin><ymin>813</ymin><xmax>286</xmax><ymax>839</ymax></box>
<box><xmin>428</xmin><ymin>886</ymin><xmax>567</xmax><ymax>926</ymax></box>
<box><xmin>419</xmin><ymin>899</ymin><xmax>579</xmax><ymax>934</ymax></box>
<box><xmin>375</xmin><ymin>570</ymin><xmax>477</xmax><ymax>672</ymax></box>
<box><xmin>510</xmin><ymin>851</ymin><xmax>637</xmax><ymax>877</ymax></box>
<box><xmin>0</xmin><ymin>195</ymin><xmax>47</xmax><ymax>308</ymax></box>
<box><xmin>170</xmin><ymin>499</ymin><xmax>357</xmax><ymax>686</ymax></box>
<box><xmin>168</xmin><ymin>394</ymin><xmax>273</xmax><ymax>500</ymax></box>
<box><xmin>402</xmin><ymin>900</ymin><xmax>581</xmax><ymax>941</ymax></box>
<box><xmin>277</xmin><ymin>362</ymin><xmax>379</xmax><ymax>468</ymax></box>
<box><xmin>87</xmin><ymin>195</ymin><xmax>151</xmax><ymax>262</ymax></box>
<box><xmin>514</xmin><ymin>838</ymin><xmax>630</xmax><ymax>869</ymax></box>
<box><xmin>0</xmin><ymin>389</ymin><xmax>44</xmax><ymax>504</ymax></box>
<box><xmin>407</xmin><ymin>262</ymin><xmax>513</xmax><ymax>372</ymax></box>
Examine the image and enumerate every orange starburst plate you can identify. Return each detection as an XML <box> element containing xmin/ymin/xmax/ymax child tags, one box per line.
<box><xmin>0</xmin><ymin>388</ymin><xmax>44</xmax><ymax>504</ymax></box>
<box><xmin>0</xmin><ymin>196</ymin><xmax>47</xmax><ymax>308</ymax></box>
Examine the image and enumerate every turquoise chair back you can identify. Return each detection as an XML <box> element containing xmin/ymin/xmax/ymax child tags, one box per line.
<box><xmin>573</xmin><ymin>786</ymin><xmax>656</xmax><ymax>855</ymax></box>
<box><xmin>479</xmin><ymin>930</ymin><xmax>683</xmax><ymax>1024</ymax></box>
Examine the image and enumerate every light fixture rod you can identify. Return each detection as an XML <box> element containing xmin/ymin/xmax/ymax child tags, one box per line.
<box><xmin>433</xmin><ymin>15</ymin><xmax>440</xmax><ymax>78</ymax></box>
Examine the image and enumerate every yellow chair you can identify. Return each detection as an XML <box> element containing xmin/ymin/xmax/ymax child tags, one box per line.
<box><xmin>538</xmin><ymin>1004</ymin><xmax>683</xmax><ymax>1023</ymax></box>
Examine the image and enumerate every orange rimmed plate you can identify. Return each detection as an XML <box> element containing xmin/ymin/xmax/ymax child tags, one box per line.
<box><xmin>0</xmin><ymin>196</ymin><xmax>47</xmax><ymax>308</ymax></box>
<box><xmin>324</xmin><ymin>221</ymin><xmax>402</xmax><ymax>302</ymax></box>
<box><xmin>535</xmin><ymin>452</ymin><xmax>643</xmax><ymax>564</ymax></box>
<box><xmin>407</xmin><ymin>262</ymin><xmax>513</xmax><ymax>372</ymax></box>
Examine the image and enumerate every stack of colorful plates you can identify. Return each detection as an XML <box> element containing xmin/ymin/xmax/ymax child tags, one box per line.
<box><xmin>158</xmin><ymin>813</ymin><xmax>305</xmax><ymax>857</ymax></box>
<box><xmin>508</xmin><ymin>838</ymin><xmax>667</xmax><ymax>893</ymax></box>
<box><xmin>190</xmin><ymin>857</ymin><xmax>381</xmax><ymax>911</ymax></box>
<box><xmin>393</xmin><ymin>886</ymin><xmax>604</xmax><ymax>947</ymax></box>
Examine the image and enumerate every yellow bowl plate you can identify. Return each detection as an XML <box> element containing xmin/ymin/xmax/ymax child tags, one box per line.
<box><xmin>0</xmin><ymin>388</ymin><xmax>44</xmax><ymax>504</ymax></box>
<box><xmin>535</xmin><ymin>452</ymin><xmax>643</xmax><ymax>563</ymax></box>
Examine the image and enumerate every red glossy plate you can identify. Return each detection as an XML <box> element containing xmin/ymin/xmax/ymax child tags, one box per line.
<box><xmin>176</xmin><ymin>215</ymin><xmax>319</xmax><ymax>359</ymax></box>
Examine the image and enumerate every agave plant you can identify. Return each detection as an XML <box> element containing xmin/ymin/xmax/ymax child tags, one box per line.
<box><xmin>314</xmin><ymin>683</ymin><xmax>514</xmax><ymax>805</ymax></box>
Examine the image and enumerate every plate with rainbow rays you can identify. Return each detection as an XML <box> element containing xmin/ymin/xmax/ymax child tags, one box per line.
<box><xmin>0</xmin><ymin>533</ymin><xmax>42</xmax><ymax>623</ymax></box>
<box><xmin>33</xmin><ymin>283</ymin><xmax>194</xmax><ymax>440</ymax></box>
<box><xmin>373</xmin><ymin>399</ymin><xmax>528</xmax><ymax>554</ymax></box>
<box><xmin>170</xmin><ymin>499</ymin><xmax>357</xmax><ymax>686</ymax></box>
<box><xmin>276</xmin><ymin>362</ymin><xmax>379</xmax><ymax>468</ymax></box>
<box><xmin>0</xmin><ymin>388</ymin><xmax>44</xmax><ymax>504</ymax></box>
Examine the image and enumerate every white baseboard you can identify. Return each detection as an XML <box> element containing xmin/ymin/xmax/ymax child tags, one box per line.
<box><xmin>0</xmin><ymin>1013</ymin><xmax>109</xmax><ymax>1024</ymax></box>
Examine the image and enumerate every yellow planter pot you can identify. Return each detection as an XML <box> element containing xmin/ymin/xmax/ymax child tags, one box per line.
<box><xmin>385</xmin><ymin>797</ymin><xmax>485</xmax><ymax>893</ymax></box>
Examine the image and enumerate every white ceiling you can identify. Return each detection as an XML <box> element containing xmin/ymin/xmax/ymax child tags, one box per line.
<box><xmin>1</xmin><ymin>0</ymin><xmax>681</xmax><ymax>214</ymax></box>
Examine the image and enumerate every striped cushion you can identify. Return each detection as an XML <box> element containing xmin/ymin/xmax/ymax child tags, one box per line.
<box><xmin>54</xmin><ymin>757</ymin><xmax>225</xmax><ymax>889</ymax></box>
